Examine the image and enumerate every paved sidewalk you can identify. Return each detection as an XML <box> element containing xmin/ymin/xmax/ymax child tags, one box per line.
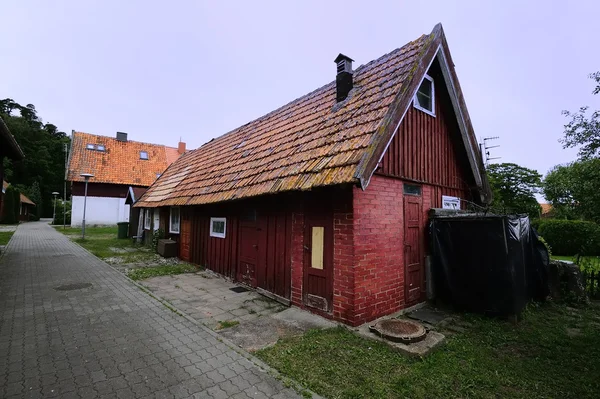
<box><xmin>0</xmin><ymin>222</ymin><xmax>302</xmax><ymax>398</ymax></box>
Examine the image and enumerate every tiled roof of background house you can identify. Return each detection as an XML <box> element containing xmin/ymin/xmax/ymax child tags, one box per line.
<box><xmin>67</xmin><ymin>132</ymin><xmax>182</xmax><ymax>187</ymax></box>
<box><xmin>2</xmin><ymin>181</ymin><xmax>35</xmax><ymax>205</ymax></box>
<box><xmin>137</xmin><ymin>24</ymin><xmax>487</xmax><ymax>207</ymax></box>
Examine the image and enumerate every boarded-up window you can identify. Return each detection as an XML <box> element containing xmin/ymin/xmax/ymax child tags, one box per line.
<box><xmin>311</xmin><ymin>227</ymin><xmax>324</xmax><ymax>269</ymax></box>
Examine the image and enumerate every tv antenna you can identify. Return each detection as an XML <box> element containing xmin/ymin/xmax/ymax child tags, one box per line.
<box><xmin>480</xmin><ymin>136</ymin><xmax>501</xmax><ymax>165</ymax></box>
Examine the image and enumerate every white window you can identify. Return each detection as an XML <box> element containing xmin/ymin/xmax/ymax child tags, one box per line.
<box><xmin>210</xmin><ymin>217</ymin><xmax>226</xmax><ymax>238</ymax></box>
<box><xmin>153</xmin><ymin>209</ymin><xmax>160</xmax><ymax>231</ymax></box>
<box><xmin>140</xmin><ymin>151</ymin><xmax>149</xmax><ymax>160</ymax></box>
<box><xmin>169</xmin><ymin>207</ymin><xmax>180</xmax><ymax>233</ymax></box>
<box><xmin>144</xmin><ymin>209</ymin><xmax>151</xmax><ymax>229</ymax></box>
<box><xmin>86</xmin><ymin>144</ymin><xmax>95</xmax><ymax>150</ymax></box>
<box><xmin>414</xmin><ymin>74</ymin><xmax>435</xmax><ymax>116</ymax></box>
<box><xmin>97</xmin><ymin>145</ymin><xmax>105</xmax><ymax>151</ymax></box>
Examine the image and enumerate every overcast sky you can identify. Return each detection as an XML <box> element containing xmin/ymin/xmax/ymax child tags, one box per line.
<box><xmin>2</xmin><ymin>1</ymin><xmax>599</xmax><ymax>180</ymax></box>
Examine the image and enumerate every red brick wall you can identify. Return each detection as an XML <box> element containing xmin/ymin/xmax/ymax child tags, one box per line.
<box><xmin>350</xmin><ymin>175</ymin><xmax>405</xmax><ymax>326</ymax></box>
<box><xmin>332</xmin><ymin>188</ymin><xmax>354</xmax><ymax>324</ymax></box>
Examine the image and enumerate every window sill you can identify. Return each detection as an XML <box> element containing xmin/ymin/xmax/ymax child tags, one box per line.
<box><xmin>169</xmin><ymin>231</ymin><xmax>180</xmax><ymax>235</ymax></box>
<box><xmin>413</xmin><ymin>103</ymin><xmax>436</xmax><ymax>117</ymax></box>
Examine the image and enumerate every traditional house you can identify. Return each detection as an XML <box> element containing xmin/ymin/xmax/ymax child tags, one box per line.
<box><xmin>1</xmin><ymin>181</ymin><xmax>36</xmax><ymax>222</ymax></box>
<box><xmin>0</xmin><ymin>116</ymin><xmax>24</xmax><ymax>219</ymax></box>
<box><xmin>135</xmin><ymin>24</ymin><xmax>491</xmax><ymax>326</ymax></box>
<box><xmin>66</xmin><ymin>131</ymin><xmax>185</xmax><ymax>226</ymax></box>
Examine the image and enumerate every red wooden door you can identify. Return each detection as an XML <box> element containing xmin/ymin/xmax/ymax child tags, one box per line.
<box><xmin>237</xmin><ymin>217</ymin><xmax>266</xmax><ymax>288</ymax></box>
<box><xmin>403</xmin><ymin>185</ymin><xmax>424</xmax><ymax>306</ymax></box>
<box><xmin>303</xmin><ymin>213</ymin><xmax>333</xmax><ymax>312</ymax></box>
<box><xmin>180</xmin><ymin>219</ymin><xmax>191</xmax><ymax>262</ymax></box>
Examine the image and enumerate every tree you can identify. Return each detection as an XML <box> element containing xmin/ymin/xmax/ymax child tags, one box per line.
<box><xmin>561</xmin><ymin>72</ymin><xmax>600</xmax><ymax>159</ymax></box>
<box><xmin>543</xmin><ymin>158</ymin><xmax>600</xmax><ymax>223</ymax></box>
<box><xmin>487</xmin><ymin>163</ymin><xmax>542</xmax><ymax>218</ymax></box>
<box><xmin>0</xmin><ymin>98</ymin><xmax>70</xmax><ymax>217</ymax></box>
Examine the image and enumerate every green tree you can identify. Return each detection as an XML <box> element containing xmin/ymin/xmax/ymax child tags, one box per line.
<box><xmin>543</xmin><ymin>158</ymin><xmax>600</xmax><ymax>223</ymax></box>
<box><xmin>0</xmin><ymin>98</ymin><xmax>70</xmax><ymax>217</ymax></box>
<box><xmin>2</xmin><ymin>185</ymin><xmax>19</xmax><ymax>224</ymax></box>
<box><xmin>561</xmin><ymin>72</ymin><xmax>600</xmax><ymax>159</ymax></box>
<box><xmin>487</xmin><ymin>162</ymin><xmax>542</xmax><ymax>218</ymax></box>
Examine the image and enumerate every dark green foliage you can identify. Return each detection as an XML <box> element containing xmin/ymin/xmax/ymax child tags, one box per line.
<box><xmin>0</xmin><ymin>98</ymin><xmax>69</xmax><ymax>217</ymax></box>
<box><xmin>543</xmin><ymin>158</ymin><xmax>600</xmax><ymax>223</ymax></box>
<box><xmin>561</xmin><ymin>72</ymin><xmax>600</xmax><ymax>159</ymax></box>
<box><xmin>534</xmin><ymin>219</ymin><xmax>600</xmax><ymax>255</ymax></box>
<box><xmin>2</xmin><ymin>186</ymin><xmax>19</xmax><ymax>224</ymax></box>
<box><xmin>52</xmin><ymin>199</ymin><xmax>71</xmax><ymax>225</ymax></box>
<box><xmin>487</xmin><ymin>163</ymin><xmax>542</xmax><ymax>218</ymax></box>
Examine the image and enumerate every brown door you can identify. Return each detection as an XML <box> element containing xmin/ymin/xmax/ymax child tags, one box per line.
<box><xmin>237</xmin><ymin>216</ymin><xmax>266</xmax><ymax>287</ymax></box>
<box><xmin>180</xmin><ymin>219</ymin><xmax>191</xmax><ymax>262</ymax></box>
<box><xmin>303</xmin><ymin>213</ymin><xmax>333</xmax><ymax>312</ymax></box>
<box><xmin>403</xmin><ymin>184</ymin><xmax>424</xmax><ymax>306</ymax></box>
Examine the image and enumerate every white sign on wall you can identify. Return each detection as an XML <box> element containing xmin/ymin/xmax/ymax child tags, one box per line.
<box><xmin>442</xmin><ymin>195</ymin><xmax>461</xmax><ymax>210</ymax></box>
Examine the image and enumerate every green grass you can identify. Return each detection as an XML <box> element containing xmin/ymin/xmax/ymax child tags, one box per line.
<box><xmin>55</xmin><ymin>225</ymin><xmax>156</xmax><ymax>263</ymax></box>
<box><xmin>552</xmin><ymin>255</ymin><xmax>576</xmax><ymax>262</ymax></box>
<box><xmin>127</xmin><ymin>264</ymin><xmax>197</xmax><ymax>281</ymax></box>
<box><xmin>216</xmin><ymin>320</ymin><xmax>240</xmax><ymax>330</ymax></box>
<box><xmin>256</xmin><ymin>303</ymin><xmax>600</xmax><ymax>399</ymax></box>
<box><xmin>0</xmin><ymin>231</ymin><xmax>15</xmax><ymax>246</ymax></box>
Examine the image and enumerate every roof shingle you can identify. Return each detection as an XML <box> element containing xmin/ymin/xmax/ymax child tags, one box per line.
<box><xmin>67</xmin><ymin>132</ymin><xmax>181</xmax><ymax>187</ymax></box>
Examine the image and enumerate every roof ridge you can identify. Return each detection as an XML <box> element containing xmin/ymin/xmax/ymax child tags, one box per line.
<box><xmin>73</xmin><ymin>131</ymin><xmax>175</xmax><ymax>149</ymax></box>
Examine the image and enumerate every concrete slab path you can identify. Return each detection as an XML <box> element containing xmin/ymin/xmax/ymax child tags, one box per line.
<box><xmin>0</xmin><ymin>221</ymin><xmax>302</xmax><ymax>398</ymax></box>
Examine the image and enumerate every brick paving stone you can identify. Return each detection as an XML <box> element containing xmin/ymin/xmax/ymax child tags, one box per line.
<box><xmin>0</xmin><ymin>222</ymin><xmax>302</xmax><ymax>398</ymax></box>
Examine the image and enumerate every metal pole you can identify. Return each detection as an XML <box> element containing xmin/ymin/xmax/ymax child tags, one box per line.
<box><xmin>82</xmin><ymin>179</ymin><xmax>88</xmax><ymax>240</ymax></box>
<box><xmin>52</xmin><ymin>196</ymin><xmax>57</xmax><ymax>223</ymax></box>
<box><xmin>64</xmin><ymin>141</ymin><xmax>68</xmax><ymax>230</ymax></box>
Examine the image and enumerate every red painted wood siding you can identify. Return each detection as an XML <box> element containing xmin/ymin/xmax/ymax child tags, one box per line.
<box><xmin>378</xmin><ymin>73</ymin><xmax>471</xmax><ymax>200</ymax></box>
<box><xmin>71</xmin><ymin>182</ymin><xmax>133</xmax><ymax>198</ymax></box>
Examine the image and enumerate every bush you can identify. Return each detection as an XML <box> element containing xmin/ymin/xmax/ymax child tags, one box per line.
<box><xmin>1</xmin><ymin>186</ymin><xmax>19</xmax><ymax>224</ymax></box>
<box><xmin>534</xmin><ymin>219</ymin><xmax>600</xmax><ymax>256</ymax></box>
<box><xmin>52</xmin><ymin>199</ymin><xmax>71</xmax><ymax>225</ymax></box>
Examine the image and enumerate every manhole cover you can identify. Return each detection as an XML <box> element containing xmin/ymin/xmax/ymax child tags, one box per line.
<box><xmin>229</xmin><ymin>286</ymin><xmax>250</xmax><ymax>293</ymax></box>
<box><xmin>55</xmin><ymin>283</ymin><xmax>93</xmax><ymax>291</ymax></box>
<box><xmin>369</xmin><ymin>318</ymin><xmax>427</xmax><ymax>343</ymax></box>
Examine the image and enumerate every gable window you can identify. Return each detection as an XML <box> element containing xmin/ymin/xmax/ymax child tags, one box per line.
<box><xmin>210</xmin><ymin>217</ymin><xmax>226</xmax><ymax>238</ymax></box>
<box><xmin>144</xmin><ymin>209</ymin><xmax>151</xmax><ymax>229</ymax></box>
<box><xmin>140</xmin><ymin>151</ymin><xmax>149</xmax><ymax>160</ymax></box>
<box><xmin>414</xmin><ymin>74</ymin><xmax>435</xmax><ymax>116</ymax></box>
<box><xmin>169</xmin><ymin>207</ymin><xmax>180</xmax><ymax>233</ymax></box>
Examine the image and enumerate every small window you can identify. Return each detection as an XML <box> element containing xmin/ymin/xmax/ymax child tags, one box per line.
<box><xmin>403</xmin><ymin>184</ymin><xmax>421</xmax><ymax>196</ymax></box>
<box><xmin>414</xmin><ymin>74</ymin><xmax>435</xmax><ymax>116</ymax></box>
<box><xmin>140</xmin><ymin>151</ymin><xmax>149</xmax><ymax>160</ymax></box>
<box><xmin>169</xmin><ymin>207</ymin><xmax>180</xmax><ymax>233</ymax></box>
<box><xmin>210</xmin><ymin>217</ymin><xmax>226</xmax><ymax>238</ymax></box>
<box><xmin>86</xmin><ymin>144</ymin><xmax>95</xmax><ymax>150</ymax></box>
<box><xmin>144</xmin><ymin>209</ymin><xmax>151</xmax><ymax>229</ymax></box>
<box><xmin>96</xmin><ymin>145</ymin><xmax>105</xmax><ymax>151</ymax></box>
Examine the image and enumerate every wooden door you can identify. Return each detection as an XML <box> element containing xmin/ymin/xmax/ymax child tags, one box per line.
<box><xmin>303</xmin><ymin>213</ymin><xmax>333</xmax><ymax>312</ymax></box>
<box><xmin>403</xmin><ymin>184</ymin><xmax>424</xmax><ymax>306</ymax></box>
<box><xmin>237</xmin><ymin>217</ymin><xmax>265</xmax><ymax>287</ymax></box>
<box><xmin>180</xmin><ymin>219</ymin><xmax>191</xmax><ymax>262</ymax></box>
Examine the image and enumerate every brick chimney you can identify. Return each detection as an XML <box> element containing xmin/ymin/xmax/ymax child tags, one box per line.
<box><xmin>178</xmin><ymin>141</ymin><xmax>186</xmax><ymax>154</ymax></box>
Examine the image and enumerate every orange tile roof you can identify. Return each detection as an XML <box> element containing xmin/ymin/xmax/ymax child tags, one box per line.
<box><xmin>67</xmin><ymin>132</ymin><xmax>182</xmax><ymax>186</ymax></box>
<box><xmin>2</xmin><ymin>181</ymin><xmax>35</xmax><ymax>205</ymax></box>
<box><xmin>137</xmin><ymin>24</ymin><xmax>487</xmax><ymax>208</ymax></box>
<box><xmin>540</xmin><ymin>203</ymin><xmax>553</xmax><ymax>215</ymax></box>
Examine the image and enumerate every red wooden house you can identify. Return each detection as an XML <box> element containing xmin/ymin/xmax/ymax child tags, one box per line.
<box><xmin>135</xmin><ymin>24</ymin><xmax>491</xmax><ymax>326</ymax></box>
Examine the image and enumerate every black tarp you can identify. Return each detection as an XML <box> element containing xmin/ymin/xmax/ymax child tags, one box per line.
<box><xmin>430</xmin><ymin>214</ymin><xmax>549</xmax><ymax>316</ymax></box>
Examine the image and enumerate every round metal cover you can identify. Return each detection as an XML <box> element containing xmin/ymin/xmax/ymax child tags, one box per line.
<box><xmin>55</xmin><ymin>282</ymin><xmax>92</xmax><ymax>291</ymax></box>
<box><xmin>369</xmin><ymin>318</ymin><xmax>427</xmax><ymax>343</ymax></box>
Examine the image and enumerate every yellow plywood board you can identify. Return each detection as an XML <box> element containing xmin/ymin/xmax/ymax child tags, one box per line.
<box><xmin>311</xmin><ymin>227</ymin><xmax>324</xmax><ymax>269</ymax></box>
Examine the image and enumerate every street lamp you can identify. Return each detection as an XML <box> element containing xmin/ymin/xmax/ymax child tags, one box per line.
<box><xmin>80</xmin><ymin>173</ymin><xmax>94</xmax><ymax>239</ymax></box>
<box><xmin>51</xmin><ymin>192</ymin><xmax>60</xmax><ymax>224</ymax></box>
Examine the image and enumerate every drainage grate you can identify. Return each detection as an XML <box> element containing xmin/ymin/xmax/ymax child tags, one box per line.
<box><xmin>55</xmin><ymin>282</ymin><xmax>93</xmax><ymax>291</ymax></box>
<box><xmin>229</xmin><ymin>286</ymin><xmax>250</xmax><ymax>293</ymax></box>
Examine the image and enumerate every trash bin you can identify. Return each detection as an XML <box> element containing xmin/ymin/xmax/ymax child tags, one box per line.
<box><xmin>117</xmin><ymin>222</ymin><xmax>129</xmax><ymax>239</ymax></box>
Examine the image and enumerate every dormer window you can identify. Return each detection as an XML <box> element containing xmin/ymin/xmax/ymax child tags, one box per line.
<box><xmin>86</xmin><ymin>144</ymin><xmax>95</xmax><ymax>150</ymax></box>
<box><xmin>140</xmin><ymin>151</ymin><xmax>149</xmax><ymax>160</ymax></box>
<box><xmin>414</xmin><ymin>74</ymin><xmax>435</xmax><ymax>116</ymax></box>
<box><xmin>97</xmin><ymin>145</ymin><xmax>105</xmax><ymax>152</ymax></box>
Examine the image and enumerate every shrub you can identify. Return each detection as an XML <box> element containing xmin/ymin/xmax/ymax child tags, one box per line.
<box><xmin>538</xmin><ymin>235</ymin><xmax>552</xmax><ymax>256</ymax></box>
<box><xmin>1</xmin><ymin>186</ymin><xmax>19</xmax><ymax>224</ymax></box>
<box><xmin>52</xmin><ymin>200</ymin><xmax>71</xmax><ymax>225</ymax></box>
<box><xmin>534</xmin><ymin>219</ymin><xmax>600</xmax><ymax>256</ymax></box>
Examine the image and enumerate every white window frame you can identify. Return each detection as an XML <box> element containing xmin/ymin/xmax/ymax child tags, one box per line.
<box><xmin>96</xmin><ymin>144</ymin><xmax>105</xmax><ymax>151</ymax></box>
<box><xmin>209</xmin><ymin>217</ymin><xmax>226</xmax><ymax>238</ymax></box>
<box><xmin>144</xmin><ymin>209</ymin><xmax>151</xmax><ymax>229</ymax></box>
<box><xmin>86</xmin><ymin>144</ymin><xmax>95</xmax><ymax>150</ymax></box>
<box><xmin>413</xmin><ymin>74</ymin><xmax>435</xmax><ymax>117</ymax></box>
<box><xmin>169</xmin><ymin>207</ymin><xmax>180</xmax><ymax>234</ymax></box>
<box><xmin>140</xmin><ymin>151</ymin><xmax>149</xmax><ymax>160</ymax></box>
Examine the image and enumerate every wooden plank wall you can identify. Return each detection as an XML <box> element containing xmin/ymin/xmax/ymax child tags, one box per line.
<box><xmin>379</xmin><ymin>72</ymin><xmax>471</xmax><ymax>198</ymax></box>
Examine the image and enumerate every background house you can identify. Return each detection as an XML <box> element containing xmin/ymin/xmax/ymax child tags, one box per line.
<box><xmin>0</xmin><ymin>116</ymin><xmax>24</xmax><ymax>218</ymax></box>
<box><xmin>1</xmin><ymin>181</ymin><xmax>36</xmax><ymax>222</ymax></box>
<box><xmin>136</xmin><ymin>24</ymin><xmax>490</xmax><ymax>326</ymax></box>
<box><xmin>66</xmin><ymin>131</ymin><xmax>185</xmax><ymax>226</ymax></box>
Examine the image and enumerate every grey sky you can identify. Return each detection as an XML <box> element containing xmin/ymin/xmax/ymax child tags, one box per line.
<box><xmin>2</xmin><ymin>1</ymin><xmax>599</xmax><ymax>180</ymax></box>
